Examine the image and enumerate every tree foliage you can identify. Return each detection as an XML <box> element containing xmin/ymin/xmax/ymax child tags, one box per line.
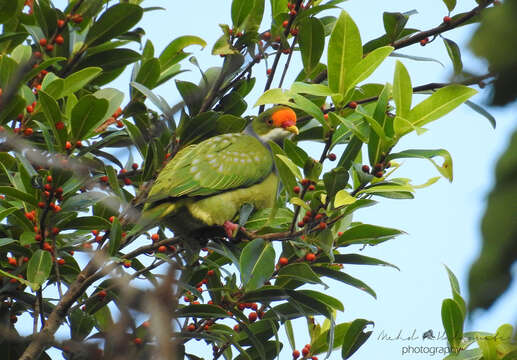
<box><xmin>0</xmin><ymin>0</ymin><xmax>511</xmax><ymax>360</ymax></box>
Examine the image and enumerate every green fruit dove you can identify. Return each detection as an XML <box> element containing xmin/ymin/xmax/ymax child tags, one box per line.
<box><xmin>134</xmin><ymin>106</ymin><xmax>299</xmax><ymax>239</ymax></box>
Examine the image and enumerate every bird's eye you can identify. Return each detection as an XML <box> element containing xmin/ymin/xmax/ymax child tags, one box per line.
<box><xmin>266</xmin><ymin>118</ymin><xmax>273</xmax><ymax>125</ymax></box>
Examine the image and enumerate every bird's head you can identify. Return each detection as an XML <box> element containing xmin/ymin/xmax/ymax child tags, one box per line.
<box><xmin>251</xmin><ymin>106</ymin><xmax>299</xmax><ymax>143</ymax></box>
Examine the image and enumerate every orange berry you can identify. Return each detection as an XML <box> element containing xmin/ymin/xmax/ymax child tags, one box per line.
<box><xmin>57</xmin><ymin>19</ymin><xmax>65</xmax><ymax>27</ymax></box>
<box><xmin>157</xmin><ymin>245</ymin><xmax>167</xmax><ymax>253</ymax></box>
<box><xmin>123</xmin><ymin>177</ymin><xmax>132</xmax><ymax>185</ymax></box>
<box><xmin>262</xmin><ymin>31</ymin><xmax>271</xmax><ymax>40</ymax></box>
<box><xmin>51</xmin><ymin>227</ymin><xmax>60</xmax><ymax>235</ymax></box>
<box><xmin>187</xmin><ymin>324</ymin><xmax>196</xmax><ymax>331</ymax></box>
<box><xmin>443</xmin><ymin>16</ymin><xmax>451</xmax><ymax>23</ymax></box>
<box><xmin>293</xmin><ymin>350</ymin><xmax>300</xmax><ymax>359</ymax></box>
<box><xmin>348</xmin><ymin>101</ymin><xmax>358</xmax><ymax>109</ymax></box>
<box><xmin>267</xmin><ymin>68</ymin><xmax>272</xmax><ymax>75</ymax></box>
<box><xmin>55</xmin><ymin>121</ymin><xmax>65</xmax><ymax>130</ymax></box>
<box><xmin>45</xmin><ymin>44</ymin><xmax>54</xmax><ymax>51</ymax></box>
<box><xmin>318</xmin><ymin>222</ymin><xmax>327</xmax><ymax>230</ymax></box>
<box><xmin>57</xmin><ymin>258</ymin><xmax>65</xmax><ymax>265</ymax></box>
<box><xmin>65</xmin><ymin>141</ymin><xmax>72</xmax><ymax>150</ymax></box>
<box><xmin>23</xmin><ymin>128</ymin><xmax>33</xmax><ymax>136</ymax></box>
<box><xmin>8</xmin><ymin>257</ymin><xmax>17</xmax><ymax>266</ymax></box>
<box><xmin>123</xmin><ymin>260</ymin><xmax>131</xmax><ymax>268</ymax></box>
<box><xmin>55</xmin><ymin>35</ymin><xmax>64</xmax><ymax>45</ymax></box>
<box><xmin>142</xmin><ymin>321</ymin><xmax>150</xmax><ymax>328</ymax></box>
<box><xmin>26</xmin><ymin>105</ymin><xmax>33</xmax><ymax>113</ymax></box>
<box><xmin>305</xmin><ymin>253</ymin><xmax>316</xmax><ymax>261</ymax></box>
<box><xmin>293</xmin><ymin>186</ymin><xmax>300</xmax><ymax>194</ymax></box>
<box><xmin>43</xmin><ymin>242</ymin><xmax>52</xmax><ymax>251</ymax></box>
<box><xmin>282</xmin><ymin>20</ymin><xmax>289</xmax><ymax>28</ymax></box>
<box><xmin>133</xmin><ymin>337</ymin><xmax>142</xmax><ymax>345</ymax></box>
<box><xmin>233</xmin><ymin>324</ymin><xmax>240</xmax><ymax>332</ymax></box>
<box><xmin>39</xmin><ymin>38</ymin><xmax>47</xmax><ymax>46</ymax></box>
<box><xmin>308</xmin><ymin>184</ymin><xmax>315</xmax><ymax>191</ymax></box>
<box><xmin>151</xmin><ymin>233</ymin><xmax>160</xmax><ymax>242</ymax></box>
<box><xmin>98</xmin><ymin>290</ymin><xmax>107</xmax><ymax>298</ymax></box>
<box><xmin>248</xmin><ymin>312</ymin><xmax>258</xmax><ymax>322</ymax></box>
<box><xmin>279</xmin><ymin>257</ymin><xmax>289</xmax><ymax>266</ymax></box>
<box><xmin>109</xmin><ymin>216</ymin><xmax>115</xmax><ymax>222</ymax></box>
<box><xmin>100</xmin><ymin>176</ymin><xmax>108</xmax><ymax>183</ymax></box>
<box><xmin>207</xmin><ymin>269</ymin><xmax>215</xmax><ymax>276</ymax></box>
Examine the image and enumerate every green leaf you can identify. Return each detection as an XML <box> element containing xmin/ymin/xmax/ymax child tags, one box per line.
<box><xmin>108</xmin><ymin>217</ymin><xmax>122</xmax><ymax>256</ymax></box>
<box><xmin>135</xmin><ymin>58</ymin><xmax>161</xmax><ymax>90</ymax></box>
<box><xmin>393</xmin><ymin>61</ymin><xmax>412</xmax><ymax>119</ymax></box>
<box><xmin>276</xmin><ymin>263</ymin><xmax>324</xmax><ymax>288</ymax></box>
<box><xmin>27</xmin><ymin>249</ymin><xmax>52</xmax><ymax>291</ymax></box>
<box><xmin>464</xmin><ymin>100</ymin><xmax>496</xmax><ymax>129</ymax></box>
<box><xmin>337</xmin><ymin>224</ymin><xmax>404</xmax><ymax>246</ymax></box>
<box><xmin>61</xmin><ymin>216</ymin><xmax>111</xmax><ymax>230</ymax></box>
<box><xmin>63</xmin><ymin>67</ymin><xmax>102</xmax><ymax>97</ymax></box>
<box><xmin>240</xmin><ymin>238</ymin><xmax>275</xmax><ymax>290</ymax></box>
<box><xmin>311</xmin><ymin>322</ymin><xmax>351</xmax><ymax>355</ymax></box>
<box><xmin>312</xmin><ymin>266</ymin><xmax>377</xmax><ymax>298</ymax></box>
<box><xmin>176</xmin><ymin>304</ymin><xmax>231</xmax><ymax>318</ymax></box>
<box><xmin>298</xmin><ymin>290</ymin><xmax>344</xmax><ymax>311</ymax></box>
<box><xmin>397</xmin><ymin>85</ymin><xmax>477</xmax><ymax>137</ymax></box>
<box><xmin>328</xmin><ymin>11</ymin><xmax>362</xmax><ymax>96</ymax></box>
<box><xmin>323</xmin><ymin>167</ymin><xmax>349</xmax><ymax>201</ymax></box>
<box><xmin>70</xmin><ymin>95</ymin><xmax>109</xmax><ymax>141</ymax></box>
<box><xmin>254</xmin><ymin>88</ymin><xmax>292</xmax><ymax>107</ymax></box>
<box><xmin>333</xmin><ymin>254</ymin><xmax>399</xmax><ymax>270</ymax></box>
<box><xmin>298</xmin><ymin>17</ymin><xmax>325</xmax><ymax>76</ymax></box>
<box><xmin>38</xmin><ymin>90</ymin><xmax>64</xmax><ymax>148</ymax></box>
<box><xmin>387</xmin><ymin>149</ymin><xmax>453</xmax><ymax>182</ymax></box>
<box><xmin>175</xmin><ymin>80</ymin><xmax>203</xmax><ymax>115</ymax></box>
<box><xmin>383</xmin><ymin>12</ymin><xmax>409</xmax><ymax>41</ymax></box>
<box><xmin>444</xmin><ymin>265</ymin><xmax>467</xmax><ymax>320</ymax></box>
<box><xmin>343</xmin><ymin>46</ymin><xmax>393</xmax><ymax>93</ymax></box>
<box><xmin>234</xmin><ymin>341</ymin><xmax>281</xmax><ymax>360</ymax></box>
<box><xmin>443</xmin><ymin>0</ymin><xmax>456</xmax><ymax>12</ymax></box>
<box><xmin>443</xmin><ymin>38</ymin><xmax>463</xmax><ymax>75</ymax></box>
<box><xmin>131</xmin><ymin>81</ymin><xmax>172</xmax><ymax>117</ymax></box>
<box><xmin>159</xmin><ymin>35</ymin><xmax>206</xmax><ymax>70</ymax></box>
<box><xmin>290</xmin><ymin>82</ymin><xmax>333</xmax><ymax>97</ymax></box>
<box><xmin>368</xmin><ymin>83</ymin><xmax>392</xmax><ymax>165</ymax></box>
<box><xmin>275</xmin><ymin>154</ymin><xmax>302</xmax><ymax>180</ymax></box>
<box><xmin>341</xmin><ymin>319</ymin><xmax>373</xmax><ymax>359</ymax></box>
<box><xmin>0</xmin><ymin>207</ymin><xmax>17</xmax><ymax>222</ymax></box>
<box><xmin>85</xmin><ymin>4</ymin><xmax>144</xmax><ymax>47</ymax></box>
<box><xmin>442</xmin><ymin>298</ymin><xmax>464</xmax><ymax>352</ymax></box>
<box><xmin>0</xmin><ymin>237</ymin><xmax>16</xmax><ymax>247</ymax></box>
<box><xmin>334</xmin><ymin>190</ymin><xmax>356</xmax><ymax>208</ymax></box>
<box><xmin>0</xmin><ymin>186</ymin><xmax>38</xmax><ymax>207</ymax></box>
<box><xmin>232</xmin><ymin>0</ymin><xmax>254</xmax><ymax>30</ymax></box>
<box><xmin>0</xmin><ymin>0</ymin><xmax>20</xmax><ymax>24</ymax></box>
<box><xmin>70</xmin><ymin>308</ymin><xmax>96</xmax><ymax>341</ymax></box>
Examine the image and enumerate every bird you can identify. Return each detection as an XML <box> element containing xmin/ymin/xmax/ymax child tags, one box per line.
<box><xmin>133</xmin><ymin>106</ymin><xmax>298</xmax><ymax>240</ymax></box>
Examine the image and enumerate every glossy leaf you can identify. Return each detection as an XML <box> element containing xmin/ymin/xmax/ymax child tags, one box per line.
<box><xmin>160</xmin><ymin>35</ymin><xmax>206</xmax><ymax>70</ymax></box>
<box><xmin>312</xmin><ymin>266</ymin><xmax>377</xmax><ymax>298</ymax></box>
<box><xmin>442</xmin><ymin>298</ymin><xmax>464</xmax><ymax>352</ymax></box>
<box><xmin>323</xmin><ymin>167</ymin><xmax>349</xmax><ymax>201</ymax></box>
<box><xmin>70</xmin><ymin>308</ymin><xmax>96</xmax><ymax>341</ymax></box>
<box><xmin>176</xmin><ymin>304</ymin><xmax>231</xmax><ymax>318</ymax></box>
<box><xmin>387</xmin><ymin>149</ymin><xmax>453</xmax><ymax>182</ymax></box>
<box><xmin>393</xmin><ymin>61</ymin><xmax>412</xmax><ymax>119</ymax></box>
<box><xmin>0</xmin><ymin>186</ymin><xmax>38</xmax><ymax>207</ymax></box>
<box><xmin>443</xmin><ymin>0</ymin><xmax>456</xmax><ymax>12</ymax></box>
<box><xmin>341</xmin><ymin>319</ymin><xmax>373</xmax><ymax>359</ymax></box>
<box><xmin>276</xmin><ymin>263</ymin><xmax>324</xmax><ymax>287</ymax></box>
<box><xmin>298</xmin><ymin>17</ymin><xmax>325</xmax><ymax>76</ymax></box>
<box><xmin>337</xmin><ymin>224</ymin><xmax>405</xmax><ymax>246</ymax></box>
<box><xmin>63</xmin><ymin>67</ymin><xmax>102</xmax><ymax>97</ymax></box>
<box><xmin>396</xmin><ymin>85</ymin><xmax>477</xmax><ymax>137</ymax></box>
<box><xmin>85</xmin><ymin>4</ymin><xmax>144</xmax><ymax>47</ymax></box>
<box><xmin>343</xmin><ymin>46</ymin><xmax>393</xmax><ymax>92</ymax></box>
<box><xmin>464</xmin><ymin>100</ymin><xmax>496</xmax><ymax>129</ymax></box>
<box><xmin>27</xmin><ymin>249</ymin><xmax>52</xmax><ymax>291</ymax></box>
<box><xmin>240</xmin><ymin>238</ymin><xmax>275</xmax><ymax>290</ymax></box>
<box><xmin>328</xmin><ymin>11</ymin><xmax>362</xmax><ymax>96</ymax></box>
<box><xmin>443</xmin><ymin>38</ymin><xmax>463</xmax><ymax>75</ymax></box>
<box><xmin>71</xmin><ymin>95</ymin><xmax>109</xmax><ymax>141</ymax></box>
<box><xmin>383</xmin><ymin>12</ymin><xmax>409</xmax><ymax>41</ymax></box>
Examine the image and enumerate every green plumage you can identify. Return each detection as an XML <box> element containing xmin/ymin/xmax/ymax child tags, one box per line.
<box><xmin>136</xmin><ymin>106</ymin><xmax>297</xmax><ymax>237</ymax></box>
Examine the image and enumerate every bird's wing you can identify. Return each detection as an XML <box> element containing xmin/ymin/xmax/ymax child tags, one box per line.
<box><xmin>147</xmin><ymin>133</ymin><xmax>273</xmax><ymax>201</ymax></box>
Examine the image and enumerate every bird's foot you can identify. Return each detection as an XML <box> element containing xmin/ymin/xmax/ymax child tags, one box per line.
<box><xmin>223</xmin><ymin>221</ymin><xmax>239</xmax><ymax>238</ymax></box>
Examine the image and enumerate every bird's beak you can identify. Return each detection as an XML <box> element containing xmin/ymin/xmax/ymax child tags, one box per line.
<box><xmin>284</xmin><ymin>125</ymin><xmax>299</xmax><ymax>135</ymax></box>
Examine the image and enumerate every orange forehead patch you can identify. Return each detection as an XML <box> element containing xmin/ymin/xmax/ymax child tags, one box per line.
<box><xmin>271</xmin><ymin>107</ymin><xmax>297</xmax><ymax>128</ymax></box>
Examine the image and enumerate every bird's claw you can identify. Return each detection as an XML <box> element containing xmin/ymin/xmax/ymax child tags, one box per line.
<box><xmin>223</xmin><ymin>221</ymin><xmax>239</xmax><ymax>238</ymax></box>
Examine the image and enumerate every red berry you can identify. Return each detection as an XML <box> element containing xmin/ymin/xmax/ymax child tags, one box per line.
<box><xmin>248</xmin><ymin>312</ymin><xmax>258</xmax><ymax>322</ymax></box>
<box><xmin>301</xmin><ymin>178</ymin><xmax>310</xmax><ymax>186</ymax></box>
<box><xmin>374</xmin><ymin>171</ymin><xmax>383</xmax><ymax>178</ymax></box>
<box><xmin>26</xmin><ymin>105</ymin><xmax>33</xmax><ymax>113</ymax></box>
<box><xmin>65</xmin><ymin>141</ymin><xmax>72</xmax><ymax>150</ymax></box>
<box><xmin>8</xmin><ymin>257</ymin><xmax>17</xmax><ymax>266</ymax></box>
<box><xmin>51</xmin><ymin>227</ymin><xmax>60</xmax><ymax>235</ymax></box>
<box><xmin>34</xmin><ymin>51</ymin><xmax>42</xmax><ymax>58</ymax></box>
<box><xmin>72</xmin><ymin>14</ymin><xmax>83</xmax><ymax>23</ymax></box>
<box><xmin>23</xmin><ymin>128</ymin><xmax>33</xmax><ymax>136</ymax></box>
<box><xmin>100</xmin><ymin>176</ymin><xmax>108</xmax><ymax>183</ymax></box>
<box><xmin>323</xmin><ymin>113</ymin><xmax>329</xmax><ymax>120</ymax></box>
<box><xmin>443</xmin><ymin>16</ymin><xmax>451</xmax><ymax>23</ymax></box>
<box><xmin>57</xmin><ymin>258</ymin><xmax>65</xmax><ymax>265</ymax></box>
<box><xmin>55</xmin><ymin>35</ymin><xmax>64</xmax><ymax>45</ymax></box>
<box><xmin>279</xmin><ymin>257</ymin><xmax>289</xmax><ymax>266</ymax></box>
<box><xmin>290</xmin><ymin>28</ymin><xmax>298</xmax><ymax>36</ymax></box>
<box><xmin>46</xmin><ymin>175</ymin><xmax>52</xmax><ymax>183</ymax></box>
<box><xmin>123</xmin><ymin>177</ymin><xmax>132</xmax><ymax>185</ymax></box>
<box><xmin>362</xmin><ymin>165</ymin><xmax>370</xmax><ymax>173</ymax></box>
<box><xmin>289</xmin><ymin>9</ymin><xmax>297</xmax><ymax>16</ymax></box>
<box><xmin>133</xmin><ymin>337</ymin><xmax>142</xmax><ymax>345</ymax></box>
<box><xmin>132</xmin><ymin>163</ymin><xmax>138</xmax><ymax>170</ymax></box>
<box><xmin>157</xmin><ymin>245</ymin><xmax>167</xmax><ymax>253</ymax></box>
<box><xmin>251</xmin><ymin>303</ymin><xmax>258</xmax><ymax>311</ymax></box>
<box><xmin>314</xmin><ymin>213</ymin><xmax>323</xmax><ymax>221</ymax></box>
<box><xmin>297</xmin><ymin>221</ymin><xmax>305</xmax><ymax>227</ymax></box>
<box><xmin>98</xmin><ymin>290</ymin><xmax>107</xmax><ymax>298</ymax></box>
<box><xmin>187</xmin><ymin>324</ymin><xmax>196</xmax><ymax>331</ymax></box>
<box><xmin>338</xmin><ymin>231</ymin><xmax>343</xmax><ymax>236</ymax></box>
<box><xmin>308</xmin><ymin>184</ymin><xmax>315</xmax><ymax>191</ymax></box>
<box><xmin>151</xmin><ymin>233</ymin><xmax>160</xmax><ymax>242</ymax></box>
<box><xmin>266</xmin><ymin>68</ymin><xmax>272</xmax><ymax>75</ymax></box>
<box><xmin>327</xmin><ymin>153</ymin><xmax>336</xmax><ymax>161</ymax></box>
<box><xmin>207</xmin><ymin>269</ymin><xmax>215</xmax><ymax>276</ymax></box>
<box><xmin>262</xmin><ymin>31</ymin><xmax>271</xmax><ymax>40</ymax></box>
<box><xmin>45</xmin><ymin>44</ymin><xmax>54</xmax><ymax>51</ymax></box>
<box><xmin>35</xmin><ymin>234</ymin><xmax>42</xmax><ymax>241</ymax></box>
<box><xmin>116</xmin><ymin>120</ymin><xmax>124</xmax><ymax>128</ymax></box>
<box><xmin>123</xmin><ymin>260</ymin><xmax>131</xmax><ymax>268</ymax></box>
<box><xmin>305</xmin><ymin>253</ymin><xmax>316</xmax><ymax>261</ymax></box>
<box><xmin>293</xmin><ymin>186</ymin><xmax>301</xmax><ymax>194</ymax></box>
<box><xmin>57</xmin><ymin>19</ymin><xmax>65</xmax><ymax>27</ymax></box>
<box><xmin>420</xmin><ymin>38</ymin><xmax>429</xmax><ymax>46</ymax></box>
<box><xmin>293</xmin><ymin>350</ymin><xmax>300</xmax><ymax>359</ymax></box>
<box><xmin>109</xmin><ymin>216</ymin><xmax>115</xmax><ymax>222</ymax></box>
<box><xmin>44</xmin><ymin>184</ymin><xmax>52</xmax><ymax>191</ymax></box>
<box><xmin>38</xmin><ymin>201</ymin><xmax>45</xmax><ymax>208</ymax></box>
<box><xmin>75</xmin><ymin>141</ymin><xmax>82</xmax><ymax>148</ymax></box>
<box><xmin>302</xmin><ymin>347</ymin><xmax>310</xmax><ymax>356</ymax></box>
<box><xmin>305</xmin><ymin>344</ymin><xmax>312</xmax><ymax>350</ymax></box>
<box><xmin>43</xmin><ymin>242</ymin><xmax>52</xmax><ymax>251</ymax></box>
<box><xmin>238</xmin><ymin>303</ymin><xmax>246</xmax><ymax>310</ymax></box>
<box><xmin>311</xmin><ymin>356</ymin><xmax>318</xmax><ymax>360</ymax></box>
<box><xmin>56</xmin><ymin>121</ymin><xmax>65</xmax><ymax>130</ymax></box>
<box><xmin>282</xmin><ymin>20</ymin><xmax>289</xmax><ymax>28</ymax></box>
<box><xmin>348</xmin><ymin>101</ymin><xmax>358</xmax><ymax>109</ymax></box>
<box><xmin>39</xmin><ymin>38</ymin><xmax>47</xmax><ymax>46</ymax></box>
<box><xmin>233</xmin><ymin>324</ymin><xmax>240</xmax><ymax>332</ymax></box>
<box><xmin>318</xmin><ymin>222</ymin><xmax>327</xmax><ymax>230</ymax></box>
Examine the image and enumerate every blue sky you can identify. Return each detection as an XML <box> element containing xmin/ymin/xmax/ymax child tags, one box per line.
<box><xmin>49</xmin><ymin>1</ymin><xmax>517</xmax><ymax>359</ymax></box>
